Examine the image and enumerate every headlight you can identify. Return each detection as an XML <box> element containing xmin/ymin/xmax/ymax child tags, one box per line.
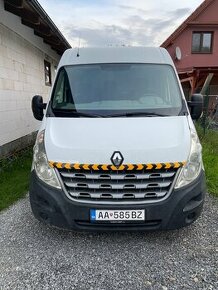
<box><xmin>32</xmin><ymin>130</ymin><xmax>61</xmax><ymax>189</ymax></box>
<box><xmin>175</xmin><ymin>130</ymin><xmax>203</xmax><ymax>189</ymax></box>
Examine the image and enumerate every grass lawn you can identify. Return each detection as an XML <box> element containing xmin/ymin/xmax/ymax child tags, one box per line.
<box><xmin>196</xmin><ymin>125</ymin><xmax>218</xmax><ymax>197</ymax></box>
<box><xmin>0</xmin><ymin>148</ymin><xmax>33</xmax><ymax>211</ymax></box>
<box><xmin>0</xmin><ymin>126</ymin><xmax>217</xmax><ymax>212</ymax></box>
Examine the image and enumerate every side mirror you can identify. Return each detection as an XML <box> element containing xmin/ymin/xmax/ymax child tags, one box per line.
<box><xmin>188</xmin><ymin>94</ymin><xmax>203</xmax><ymax>120</ymax></box>
<box><xmin>32</xmin><ymin>95</ymin><xmax>47</xmax><ymax>121</ymax></box>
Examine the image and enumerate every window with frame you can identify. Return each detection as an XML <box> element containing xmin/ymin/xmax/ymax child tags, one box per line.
<box><xmin>51</xmin><ymin>64</ymin><xmax>182</xmax><ymax>116</ymax></box>
<box><xmin>192</xmin><ymin>32</ymin><xmax>213</xmax><ymax>53</ymax></box>
<box><xmin>44</xmin><ymin>60</ymin><xmax>52</xmax><ymax>86</ymax></box>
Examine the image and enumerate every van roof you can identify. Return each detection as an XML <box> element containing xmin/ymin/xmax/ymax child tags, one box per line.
<box><xmin>58</xmin><ymin>47</ymin><xmax>174</xmax><ymax>68</ymax></box>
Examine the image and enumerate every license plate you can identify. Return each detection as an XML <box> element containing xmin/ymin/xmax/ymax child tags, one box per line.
<box><xmin>90</xmin><ymin>209</ymin><xmax>145</xmax><ymax>222</ymax></box>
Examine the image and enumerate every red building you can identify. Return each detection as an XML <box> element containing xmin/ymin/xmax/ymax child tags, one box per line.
<box><xmin>161</xmin><ymin>0</ymin><xmax>218</xmax><ymax>112</ymax></box>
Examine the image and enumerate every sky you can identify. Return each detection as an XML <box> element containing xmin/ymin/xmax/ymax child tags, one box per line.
<box><xmin>38</xmin><ymin>0</ymin><xmax>204</xmax><ymax>47</ymax></box>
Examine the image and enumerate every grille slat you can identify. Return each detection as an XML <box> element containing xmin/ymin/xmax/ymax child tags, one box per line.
<box><xmin>58</xmin><ymin>168</ymin><xmax>177</xmax><ymax>202</ymax></box>
<box><xmin>65</xmin><ymin>181</ymin><xmax>171</xmax><ymax>190</ymax></box>
<box><xmin>60</xmin><ymin>171</ymin><xmax>175</xmax><ymax>180</ymax></box>
<box><xmin>69</xmin><ymin>190</ymin><xmax>167</xmax><ymax>199</ymax></box>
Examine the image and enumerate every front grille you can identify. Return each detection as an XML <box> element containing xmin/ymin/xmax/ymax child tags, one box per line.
<box><xmin>58</xmin><ymin>167</ymin><xmax>178</xmax><ymax>203</ymax></box>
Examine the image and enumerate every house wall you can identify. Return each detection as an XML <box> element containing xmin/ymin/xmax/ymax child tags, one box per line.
<box><xmin>0</xmin><ymin>0</ymin><xmax>61</xmax><ymax>156</ymax></box>
<box><xmin>166</xmin><ymin>26</ymin><xmax>218</xmax><ymax>71</ymax></box>
<box><xmin>165</xmin><ymin>0</ymin><xmax>218</xmax><ymax>71</ymax></box>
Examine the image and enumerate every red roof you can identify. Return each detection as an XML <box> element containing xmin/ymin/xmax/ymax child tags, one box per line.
<box><xmin>161</xmin><ymin>0</ymin><xmax>215</xmax><ymax>47</ymax></box>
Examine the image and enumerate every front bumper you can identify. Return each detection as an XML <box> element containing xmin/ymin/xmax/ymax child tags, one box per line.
<box><xmin>29</xmin><ymin>170</ymin><xmax>206</xmax><ymax>231</ymax></box>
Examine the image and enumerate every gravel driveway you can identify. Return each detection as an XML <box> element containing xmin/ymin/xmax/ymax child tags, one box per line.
<box><xmin>0</xmin><ymin>194</ymin><xmax>217</xmax><ymax>290</ymax></box>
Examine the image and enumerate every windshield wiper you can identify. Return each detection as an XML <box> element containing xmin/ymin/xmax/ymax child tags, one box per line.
<box><xmin>52</xmin><ymin>109</ymin><xmax>103</xmax><ymax>118</ymax></box>
<box><xmin>104</xmin><ymin>112</ymin><xmax>170</xmax><ymax>118</ymax></box>
<box><xmin>52</xmin><ymin>109</ymin><xmax>170</xmax><ymax>118</ymax></box>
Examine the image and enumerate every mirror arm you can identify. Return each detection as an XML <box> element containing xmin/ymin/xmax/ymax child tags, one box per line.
<box><xmin>38</xmin><ymin>103</ymin><xmax>47</xmax><ymax>110</ymax></box>
<box><xmin>42</xmin><ymin>103</ymin><xmax>47</xmax><ymax>110</ymax></box>
<box><xmin>187</xmin><ymin>101</ymin><xmax>192</xmax><ymax>107</ymax></box>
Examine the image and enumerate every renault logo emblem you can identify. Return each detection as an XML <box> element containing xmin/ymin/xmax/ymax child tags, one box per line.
<box><xmin>111</xmin><ymin>151</ymin><xmax>124</xmax><ymax>167</ymax></box>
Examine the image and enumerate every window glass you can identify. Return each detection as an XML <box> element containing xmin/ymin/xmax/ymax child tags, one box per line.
<box><xmin>192</xmin><ymin>32</ymin><xmax>213</xmax><ymax>53</ymax></box>
<box><xmin>44</xmin><ymin>60</ymin><xmax>52</xmax><ymax>86</ymax></box>
<box><xmin>52</xmin><ymin>64</ymin><xmax>182</xmax><ymax>116</ymax></box>
<box><xmin>52</xmin><ymin>69</ymin><xmax>74</xmax><ymax>107</ymax></box>
<box><xmin>202</xmin><ymin>33</ymin><xmax>212</xmax><ymax>52</ymax></box>
<box><xmin>192</xmin><ymin>33</ymin><xmax>201</xmax><ymax>52</ymax></box>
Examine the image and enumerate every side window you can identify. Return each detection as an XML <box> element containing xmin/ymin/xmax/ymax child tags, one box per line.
<box><xmin>52</xmin><ymin>69</ymin><xmax>74</xmax><ymax>109</ymax></box>
<box><xmin>44</xmin><ymin>60</ymin><xmax>52</xmax><ymax>86</ymax></box>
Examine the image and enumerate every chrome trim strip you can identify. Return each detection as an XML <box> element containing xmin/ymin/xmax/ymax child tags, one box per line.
<box><xmin>65</xmin><ymin>181</ymin><xmax>171</xmax><ymax>190</ymax></box>
<box><xmin>60</xmin><ymin>171</ymin><xmax>175</xmax><ymax>180</ymax></box>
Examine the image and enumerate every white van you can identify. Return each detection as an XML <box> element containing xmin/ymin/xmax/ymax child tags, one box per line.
<box><xmin>30</xmin><ymin>47</ymin><xmax>206</xmax><ymax>231</ymax></box>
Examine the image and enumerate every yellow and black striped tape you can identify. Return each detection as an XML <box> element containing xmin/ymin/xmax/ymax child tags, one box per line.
<box><xmin>49</xmin><ymin>161</ymin><xmax>186</xmax><ymax>171</ymax></box>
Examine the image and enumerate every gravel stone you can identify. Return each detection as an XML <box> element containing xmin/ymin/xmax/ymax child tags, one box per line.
<box><xmin>0</xmin><ymin>194</ymin><xmax>217</xmax><ymax>289</ymax></box>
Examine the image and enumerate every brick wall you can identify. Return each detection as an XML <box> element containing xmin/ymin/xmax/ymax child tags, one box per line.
<box><xmin>0</xmin><ymin>0</ymin><xmax>61</xmax><ymax>149</ymax></box>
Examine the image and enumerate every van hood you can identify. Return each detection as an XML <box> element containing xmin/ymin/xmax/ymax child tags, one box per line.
<box><xmin>45</xmin><ymin>116</ymin><xmax>190</xmax><ymax>164</ymax></box>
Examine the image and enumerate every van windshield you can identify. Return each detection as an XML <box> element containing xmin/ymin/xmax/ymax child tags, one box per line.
<box><xmin>51</xmin><ymin>64</ymin><xmax>182</xmax><ymax>117</ymax></box>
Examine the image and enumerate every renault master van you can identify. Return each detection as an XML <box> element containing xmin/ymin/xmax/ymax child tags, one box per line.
<box><xmin>30</xmin><ymin>47</ymin><xmax>206</xmax><ymax>231</ymax></box>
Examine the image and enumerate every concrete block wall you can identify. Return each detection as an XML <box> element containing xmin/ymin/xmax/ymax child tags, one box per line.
<box><xmin>0</xmin><ymin>0</ymin><xmax>61</xmax><ymax>152</ymax></box>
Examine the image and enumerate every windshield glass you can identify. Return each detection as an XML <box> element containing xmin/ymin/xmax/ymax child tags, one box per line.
<box><xmin>51</xmin><ymin>64</ymin><xmax>182</xmax><ymax>117</ymax></box>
